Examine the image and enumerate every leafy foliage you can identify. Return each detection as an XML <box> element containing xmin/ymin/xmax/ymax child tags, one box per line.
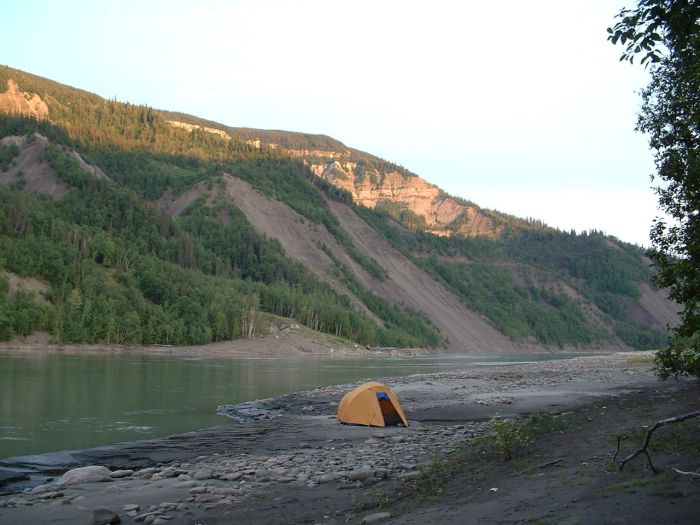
<box><xmin>609</xmin><ymin>1</ymin><xmax>700</xmax><ymax>375</ymax></box>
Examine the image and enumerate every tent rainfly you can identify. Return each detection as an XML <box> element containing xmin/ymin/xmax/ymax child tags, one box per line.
<box><xmin>336</xmin><ymin>381</ymin><xmax>409</xmax><ymax>427</ymax></box>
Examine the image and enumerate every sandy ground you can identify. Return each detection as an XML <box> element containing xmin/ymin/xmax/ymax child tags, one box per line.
<box><xmin>0</xmin><ymin>352</ymin><xmax>698</xmax><ymax>525</ymax></box>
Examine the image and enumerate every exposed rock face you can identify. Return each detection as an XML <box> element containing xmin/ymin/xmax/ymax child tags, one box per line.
<box><xmin>237</xmin><ymin>132</ymin><xmax>499</xmax><ymax>237</ymax></box>
<box><xmin>0</xmin><ymin>79</ymin><xmax>49</xmax><ymax>119</ymax></box>
<box><xmin>309</xmin><ymin>159</ymin><xmax>500</xmax><ymax>237</ymax></box>
<box><xmin>166</xmin><ymin>120</ymin><xmax>230</xmax><ymax>140</ymax></box>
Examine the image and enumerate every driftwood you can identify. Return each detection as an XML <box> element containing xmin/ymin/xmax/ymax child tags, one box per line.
<box><xmin>616</xmin><ymin>410</ymin><xmax>700</xmax><ymax>473</ymax></box>
<box><xmin>672</xmin><ymin>468</ymin><xmax>700</xmax><ymax>478</ymax></box>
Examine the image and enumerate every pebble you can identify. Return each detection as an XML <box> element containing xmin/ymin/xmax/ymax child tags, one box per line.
<box><xmin>316</xmin><ymin>472</ymin><xmax>338</xmax><ymax>484</ymax></box>
<box><xmin>348</xmin><ymin>469</ymin><xmax>374</xmax><ymax>482</ymax></box>
<box><xmin>38</xmin><ymin>491</ymin><xmax>64</xmax><ymax>499</ymax></box>
<box><xmin>361</xmin><ymin>511</ymin><xmax>393</xmax><ymax>524</ymax></box>
<box><xmin>111</xmin><ymin>470</ymin><xmax>134</xmax><ymax>479</ymax></box>
<box><xmin>12</xmin><ymin>497</ymin><xmax>32</xmax><ymax>506</ymax></box>
<box><xmin>192</xmin><ymin>469</ymin><xmax>214</xmax><ymax>480</ymax></box>
<box><xmin>174</xmin><ymin>481</ymin><xmax>197</xmax><ymax>488</ymax></box>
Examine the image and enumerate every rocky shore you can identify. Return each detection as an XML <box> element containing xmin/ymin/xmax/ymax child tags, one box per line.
<box><xmin>1</xmin><ymin>352</ymin><xmax>697</xmax><ymax>524</ymax></box>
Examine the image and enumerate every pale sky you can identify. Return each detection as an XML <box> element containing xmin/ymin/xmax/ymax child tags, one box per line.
<box><xmin>2</xmin><ymin>0</ymin><xmax>659</xmax><ymax>246</ymax></box>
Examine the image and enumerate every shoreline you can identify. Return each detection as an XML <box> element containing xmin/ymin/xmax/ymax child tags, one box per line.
<box><xmin>2</xmin><ymin>352</ymin><xmax>696</xmax><ymax>524</ymax></box>
<box><xmin>1</xmin><ymin>326</ymin><xmax>634</xmax><ymax>360</ymax></box>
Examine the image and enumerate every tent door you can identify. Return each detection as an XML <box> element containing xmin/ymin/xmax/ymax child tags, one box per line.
<box><xmin>376</xmin><ymin>392</ymin><xmax>402</xmax><ymax>426</ymax></box>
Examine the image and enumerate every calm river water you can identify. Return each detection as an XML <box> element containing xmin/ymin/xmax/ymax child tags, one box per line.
<box><xmin>0</xmin><ymin>352</ymin><xmax>585</xmax><ymax>460</ymax></box>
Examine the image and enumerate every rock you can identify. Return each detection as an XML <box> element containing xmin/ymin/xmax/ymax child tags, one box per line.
<box><xmin>92</xmin><ymin>507</ymin><xmax>121</xmax><ymax>525</ymax></box>
<box><xmin>153</xmin><ymin>519</ymin><xmax>170</xmax><ymax>525</ymax></box>
<box><xmin>174</xmin><ymin>481</ymin><xmax>197</xmax><ymax>488</ymax></box>
<box><xmin>38</xmin><ymin>491</ymin><xmax>64</xmax><ymax>499</ymax></box>
<box><xmin>397</xmin><ymin>471</ymin><xmax>421</xmax><ymax>480</ymax></box>
<box><xmin>316</xmin><ymin>472</ymin><xmax>338</xmax><ymax>484</ymax></box>
<box><xmin>7</xmin><ymin>497</ymin><xmax>30</xmax><ymax>506</ymax></box>
<box><xmin>122</xmin><ymin>504</ymin><xmax>140</xmax><ymax>512</ymax></box>
<box><xmin>192</xmin><ymin>469</ymin><xmax>214</xmax><ymax>480</ymax></box>
<box><xmin>277</xmin><ymin>476</ymin><xmax>296</xmax><ymax>483</ymax></box>
<box><xmin>362</xmin><ymin>476</ymin><xmax>381</xmax><ymax>487</ymax></box>
<box><xmin>56</xmin><ymin>466</ymin><xmax>112</xmax><ymax>486</ymax></box>
<box><xmin>189</xmin><ymin>486</ymin><xmax>208</xmax><ymax>494</ymax></box>
<box><xmin>211</xmin><ymin>488</ymin><xmax>234</xmax><ymax>496</ymax></box>
<box><xmin>30</xmin><ymin>483</ymin><xmax>50</xmax><ymax>493</ymax></box>
<box><xmin>361</xmin><ymin>511</ymin><xmax>392</xmax><ymax>524</ymax></box>
<box><xmin>348</xmin><ymin>469</ymin><xmax>374</xmax><ymax>482</ymax></box>
<box><xmin>194</xmin><ymin>494</ymin><xmax>220</xmax><ymax>504</ymax></box>
<box><xmin>133</xmin><ymin>512</ymin><xmax>158</xmax><ymax>523</ymax></box>
<box><xmin>136</xmin><ymin>468</ymin><xmax>158</xmax><ymax>479</ymax></box>
<box><xmin>111</xmin><ymin>469</ymin><xmax>134</xmax><ymax>479</ymax></box>
<box><xmin>222</xmin><ymin>471</ymin><xmax>243</xmax><ymax>481</ymax></box>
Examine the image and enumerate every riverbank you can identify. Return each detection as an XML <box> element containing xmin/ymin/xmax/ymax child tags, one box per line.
<box><xmin>0</xmin><ymin>330</ymin><xmax>419</xmax><ymax>360</ymax></box>
<box><xmin>1</xmin><ymin>352</ymin><xmax>698</xmax><ymax>524</ymax></box>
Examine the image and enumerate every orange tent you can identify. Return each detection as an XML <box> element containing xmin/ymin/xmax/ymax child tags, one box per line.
<box><xmin>336</xmin><ymin>382</ymin><xmax>409</xmax><ymax>427</ymax></box>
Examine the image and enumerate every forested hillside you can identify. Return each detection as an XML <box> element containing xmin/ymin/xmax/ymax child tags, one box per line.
<box><xmin>0</xmin><ymin>66</ymin><xmax>677</xmax><ymax>351</ymax></box>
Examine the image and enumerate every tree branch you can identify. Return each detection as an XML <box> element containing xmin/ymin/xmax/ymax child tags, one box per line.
<box><xmin>618</xmin><ymin>410</ymin><xmax>700</xmax><ymax>472</ymax></box>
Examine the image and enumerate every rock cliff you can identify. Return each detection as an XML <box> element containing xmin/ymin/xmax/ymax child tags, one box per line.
<box><xmin>0</xmin><ymin>79</ymin><xmax>48</xmax><ymax>119</ymax></box>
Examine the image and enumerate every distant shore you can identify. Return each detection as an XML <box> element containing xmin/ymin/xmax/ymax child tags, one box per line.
<box><xmin>2</xmin><ymin>351</ymin><xmax>696</xmax><ymax>525</ymax></box>
<box><xmin>1</xmin><ymin>326</ymin><xmax>633</xmax><ymax>360</ymax></box>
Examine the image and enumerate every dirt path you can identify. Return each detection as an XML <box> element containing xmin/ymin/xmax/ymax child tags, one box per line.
<box><xmin>0</xmin><ymin>353</ymin><xmax>697</xmax><ymax>524</ymax></box>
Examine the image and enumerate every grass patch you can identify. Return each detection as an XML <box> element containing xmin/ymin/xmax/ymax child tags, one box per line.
<box><xmin>628</xmin><ymin>356</ymin><xmax>655</xmax><ymax>366</ymax></box>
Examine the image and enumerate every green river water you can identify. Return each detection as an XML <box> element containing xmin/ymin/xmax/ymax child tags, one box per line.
<box><xmin>0</xmin><ymin>352</ymin><xmax>585</xmax><ymax>460</ymax></box>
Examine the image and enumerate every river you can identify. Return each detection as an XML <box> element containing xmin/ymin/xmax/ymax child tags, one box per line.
<box><xmin>0</xmin><ymin>351</ymin><xmax>589</xmax><ymax>460</ymax></box>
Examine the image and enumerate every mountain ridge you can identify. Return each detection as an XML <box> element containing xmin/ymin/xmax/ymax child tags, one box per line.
<box><xmin>0</xmin><ymin>66</ymin><xmax>678</xmax><ymax>352</ymax></box>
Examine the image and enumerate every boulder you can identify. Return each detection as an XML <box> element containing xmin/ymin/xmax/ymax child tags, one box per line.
<box><xmin>57</xmin><ymin>466</ymin><xmax>112</xmax><ymax>486</ymax></box>
<box><xmin>93</xmin><ymin>506</ymin><xmax>121</xmax><ymax>525</ymax></box>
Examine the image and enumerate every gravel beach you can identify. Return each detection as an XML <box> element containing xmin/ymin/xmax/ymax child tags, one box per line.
<box><xmin>1</xmin><ymin>351</ymin><xmax>697</xmax><ymax>525</ymax></box>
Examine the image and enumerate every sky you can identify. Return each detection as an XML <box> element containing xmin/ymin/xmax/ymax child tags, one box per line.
<box><xmin>2</xmin><ymin>0</ymin><xmax>659</xmax><ymax>246</ymax></box>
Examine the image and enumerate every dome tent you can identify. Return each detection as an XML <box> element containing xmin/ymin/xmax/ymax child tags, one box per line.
<box><xmin>336</xmin><ymin>382</ymin><xmax>408</xmax><ymax>427</ymax></box>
